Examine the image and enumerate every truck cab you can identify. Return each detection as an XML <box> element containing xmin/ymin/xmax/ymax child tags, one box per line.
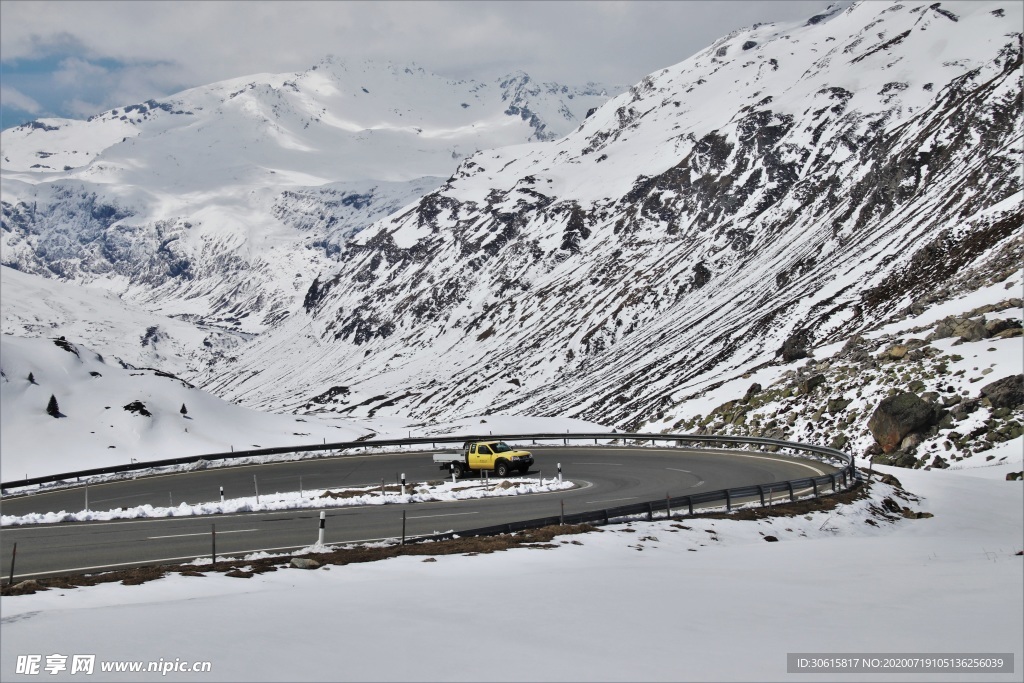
<box><xmin>433</xmin><ymin>441</ymin><xmax>534</xmax><ymax>478</ymax></box>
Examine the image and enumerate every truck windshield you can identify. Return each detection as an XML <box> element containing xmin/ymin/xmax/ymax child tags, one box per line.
<box><xmin>492</xmin><ymin>442</ymin><xmax>513</xmax><ymax>453</ymax></box>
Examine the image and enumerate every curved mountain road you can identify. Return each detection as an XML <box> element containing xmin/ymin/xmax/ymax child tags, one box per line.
<box><xmin>0</xmin><ymin>446</ymin><xmax>837</xmax><ymax>581</ymax></box>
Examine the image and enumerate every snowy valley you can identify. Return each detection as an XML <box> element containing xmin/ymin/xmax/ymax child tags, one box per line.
<box><xmin>2</xmin><ymin>1</ymin><xmax>1021</xmax><ymax>478</ymax></box>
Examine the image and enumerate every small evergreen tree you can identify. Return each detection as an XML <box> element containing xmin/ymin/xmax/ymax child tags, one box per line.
<box><xmin>180</xmin><ymin>403</ymin><xmax>188</xmax><ymax>416</ymax></box>
<box><xmin>46</xmin><ymin>394</ymin><xmax>60</xmax><ymax>418</ymax></box>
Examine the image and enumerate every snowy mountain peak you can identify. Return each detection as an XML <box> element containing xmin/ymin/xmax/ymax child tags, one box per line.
<box><xmin>196</xmin><ymin>0</ymin><xmax>1022</xmax><ymax>439</ymax></box>
<box><xmin>1</xmin><ymin>59</ymin><xmax>621</xmax><ymax>344</ymax></box>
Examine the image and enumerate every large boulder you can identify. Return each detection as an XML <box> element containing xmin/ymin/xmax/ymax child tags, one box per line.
<box><xmin>980</xmin><ymin>374</ymin><xmax>1024</xmax><ymax>410</ymax></box>
<box><xmin>868</xmin><ymin>392</ymin><xmax>941</xmax><ymax>454</ymax></box>
<box><xmin>953</xmin><ymin>318</ymin><xmax>988</xmax><ymax>342</ymax></box>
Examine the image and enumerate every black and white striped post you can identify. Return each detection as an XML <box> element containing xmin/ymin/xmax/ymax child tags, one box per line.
<box><xmin>401</xmin><ymin>473</ymin><xmax>406</xmax><ymax>497</ymax></box>
<box><xmin>317</xmin><ymin>511</ymin><xmax>326</xmax><ymax>545</ymax></box>
<box><xmin>557</xmin><ymin>463</ymin><xmax>562</xmax><ymax>483</ymax></box>
<box><xmin>220</xmin><ymin>486</ymin><xmax>224</xmax><ymax>503</ymax></box>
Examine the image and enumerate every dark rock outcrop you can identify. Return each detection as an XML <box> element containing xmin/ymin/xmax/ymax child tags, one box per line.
<box><xmin>868</xmin><ymin>392</ymin><xmax>941</xmax><ymax>453</ymax></box>
<box><xmin>980</xmin><ymin>374</ymin><xmax>1024</xmax><ymax>410</ymax></box>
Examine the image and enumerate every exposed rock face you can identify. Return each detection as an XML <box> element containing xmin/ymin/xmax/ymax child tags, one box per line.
<box><xmin>868</xmin><ymin>392</ymin><xmax>941</xmax><ymax>453</ymax></box>
<box><xmin>196</xmin><ymin>2</ymin><xmax>1023</xmax><ymax>428</ymax></box>
<box><xmin>980</xmin><ymin>374</ymin><xmax>1024</xmax><ymax>409</ymax></box>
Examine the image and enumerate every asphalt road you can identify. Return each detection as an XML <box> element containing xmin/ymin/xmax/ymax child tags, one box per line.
<box><xmin>0</xmin><ymin>446</ymin><xmax>837</xmax><ymax>581</ymax></box>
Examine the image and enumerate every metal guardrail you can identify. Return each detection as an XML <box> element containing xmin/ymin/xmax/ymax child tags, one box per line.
<box><xmin>1</xmin><ymin>432</ymin><xmax>854</xmax><ymax>493</ymax></box>
<box><xmin>428</xmin><ymin>469</ymin><xmax>858</xmax><ymax>542</ymax></box>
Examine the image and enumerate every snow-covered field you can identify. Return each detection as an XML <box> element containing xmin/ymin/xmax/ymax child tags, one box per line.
<box><xmin>1</xmin><ymin>464</ymin><xmax>1020</xmax><ymax>682</ymax></box>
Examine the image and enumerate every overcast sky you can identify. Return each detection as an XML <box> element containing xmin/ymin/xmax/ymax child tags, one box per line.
<box><xmin>0</xmin><ymin>1</ymin><xmax>836</xmax><ymax>130</ymax></box>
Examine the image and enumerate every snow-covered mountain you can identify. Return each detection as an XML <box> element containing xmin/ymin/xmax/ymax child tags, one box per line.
<box><xmin>0</xmin><ymin>58</ymin><xmax>617</xmax><ymax>345</ymax></box>
<box><xmin>198</xmin><ymin>0</ymin><xmax>1022</xmax><ymax>440</ymax></box>
<box><xmin>0</xmin><ymin>335</ymin><xmax>382</xmax><ymax>481</ymax></box>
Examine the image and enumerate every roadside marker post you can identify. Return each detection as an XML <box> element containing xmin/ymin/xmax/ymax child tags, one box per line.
<box><xmin>318</xmin><ymin>511</ymin><xmax>326</xmax><ymax>545</ymax></box>
<box><xmin>299</xmin><ymin>476</ymin><xmax>303</xmax><ymax>499</ymax></box>
<box><xmin>558</xmin><ymin>463</ymin><xmax>562</xmax><ymax>483</ymax></box>
<box><xmin>211</xmin><ymin>524</ymin><xmax>216</xmax><ymax>566</ymax></box>
<box><xmin>84</xmin><ymin>482</ymin><xmax>89</xmax><ymax>512</ymax></box>
<box><xmin>7</xmin><ymin>543</ymin><xmax>16</xmax><ymax>587</ymax></box>
<box><xmin>253</xmin><ymin>475</ymin><xmax>260</xmax><ymax>504</ymax></box>
<box><xmin>220</xmin><ymin>486</ymin><xmax>225</xmax><ymax>503</ymax></box>
<box><xmin>401</xmin><ymin>510</ymin><xmax>407</xmax><ymax>546</ymax></box>
<box><xmin>401</xmin><ymin>473</ymin><xmax>406</xmax><ymax>497</ymax></box>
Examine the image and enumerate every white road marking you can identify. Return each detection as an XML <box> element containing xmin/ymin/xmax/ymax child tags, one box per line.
<box><xmin>666</xmin><ymin>468</ymin><xmax>692</xmax><ymax>473</ymax></box>
<box><xmin>719</xmin><ymin>451</ymin><xmax>827</xmax><ymax>476</ymax></box>
<box><xmin>149</xmin><ymin>529</ymin><xmax>258</xmax><ymax>539</ymax></box>
<box><xmin>407</xmin><ymin>512</ymin><xmax>479</xmax><ymax>520</ymax></box>
<box><xmin>573</xmin><ymin>462</ymin><xmax>623</xmax><ymax>466</ymax></box>
<box><xmin>585</xmin><ymin>497</ymin><xmax>637</xmax><ymax>504</ymax></box>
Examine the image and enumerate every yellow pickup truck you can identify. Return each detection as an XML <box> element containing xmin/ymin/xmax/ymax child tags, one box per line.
<box><xmin>433</xmin><ymin>441</ymin><xmax>534</xmax><ymax>478</ymax></box>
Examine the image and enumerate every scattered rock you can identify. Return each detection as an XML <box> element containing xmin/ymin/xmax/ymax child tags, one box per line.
<box><xmin>290</xmin><ymin>558</ymin><xmax>321</xmax><ymax>570</ymax></box>
<box><xmin>886</xmin><ymin>345</ymin><xmax>909</xmax><ymax>360</ymax></box>
<box><xmin>1005</xmin><ymin>472</ymin><xmax>1023</xmax><ymax>481</ymax></box>
<box><xmin>953</xmin><ymin>318</ymin><xmax>988</xmax><ymax>342</ymax></box>
<box><xmin>799</xmin><ymin>374</ymin><xmax>826</xmax><ymax>395</ymax></box>
<box><xmin>780</xmin><ymin>330</ymin><xmax>812</xmax><ymax>363</ymax></box>
<box><xmin>763</xmin><ymin>535</ymin><xmax>779</xmax><ymax>542</ymax></box>
<box><xmin>980</xmin><ymin>374</ymin><xmax>1024</xmax><ymax>409</ymax></box>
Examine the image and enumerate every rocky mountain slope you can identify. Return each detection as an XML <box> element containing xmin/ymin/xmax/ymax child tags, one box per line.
<box><xmin>0</xmin><ymin>58</ymin><xmax>617</xmax><ymax>354</ymax></box>
<box><xmin>197</xmin><ymin>0</ymin><xmax>1021</xmax><ymax>457</ymax></box>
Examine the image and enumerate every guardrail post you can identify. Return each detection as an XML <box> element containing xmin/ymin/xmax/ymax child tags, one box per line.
<box><xmin>687</xmin><ymin>496</ymin><xmax>694</xmax><ymax>516</ymax></box>
<box><xmin>812</xmin><ymin>479</ymin><xmax>819</xmax><ymax>498</ymax></box>
<box><xmin>757</xmin><ymin>485</ymin><xmax>765</xmax><ymax>507</ymax></box>
<box><xmin>560</xmin><ymin>500</ymin><xmax>565</xmax><ymax>525</ymax></box>
<box><xmin>401</xmin><ymin>510</ymin><xmax>406</xmax><ymax>546</ymax></box>
<box><xmin>211</xmin><ymin>525</ymin><xmax>215</xmax><ymax>566</ymax></box>
<box><xmin>787</xmin><ymin>481</ymin><xmax>795</xmax><ymax>502</ymax></box>
<box><xmin>725</xmin><ymin>489</ymin><xmax>732</xmax><ymax>512</ymax></box>
<box><xmin>830</xmin><ymin>473</ymin><xmax>837</xmax><ymax>492</ymax></box>
<box><xmin>603</xmin><ymin>509</ymin><xmax>610</xmax><ymax>525</ymax></box>
<box><xmin>647</xmin><ymin>502</ymin><xmax>654</xmax><ymax>521</ymax></box>
<box><xmin>665</xmin><ymin>494</ymin><xmax>671</xmax><ymax>519</ymax></box>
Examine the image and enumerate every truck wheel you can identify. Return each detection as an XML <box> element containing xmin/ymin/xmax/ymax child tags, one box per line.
<box><xmin>495</xmin><ymin>460</ymin><xmax>510</xmax><ymax>477</ymax></box>
<box><xmin>451</xmin><ymin>462</ymin><xmax>464</xmax><ymax>479</ymax></box>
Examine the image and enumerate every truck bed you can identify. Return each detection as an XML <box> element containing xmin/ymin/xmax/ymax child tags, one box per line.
<box><xmin>431</xmin><ymin>452</ymin><xmax>463</xmax><ymax>464</ymax></box>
